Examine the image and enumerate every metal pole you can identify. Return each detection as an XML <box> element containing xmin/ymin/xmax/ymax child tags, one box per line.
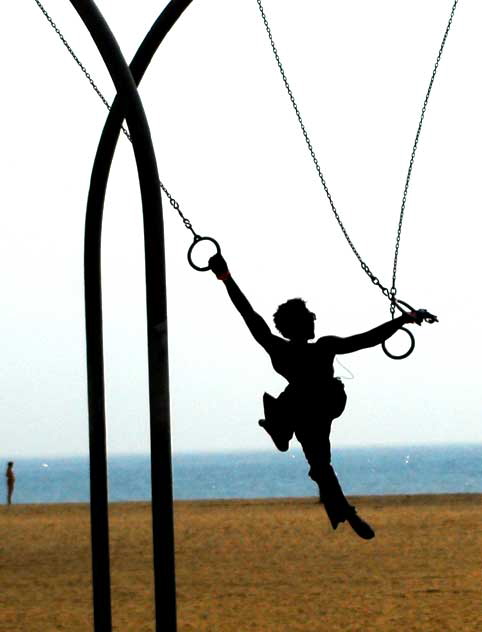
<box><xmin>73</xmin><ymin>1</ymin><xmax>193</xmax><ymax>629</ymax></box>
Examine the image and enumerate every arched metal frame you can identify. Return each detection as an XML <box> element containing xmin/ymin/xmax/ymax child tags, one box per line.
<box><xmin>69</xmin><ymin>0</ymin><xmax>194</xmax><ymax>630</ymax></box>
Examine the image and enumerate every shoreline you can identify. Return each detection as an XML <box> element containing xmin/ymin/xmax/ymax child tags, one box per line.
<box><xmin>3</xmin><ymin>490</ymin><xmax>481</xmax><ymax>508</ymax></box>
<box><xmin>10</xmin><ymin>445</ymin><xmax>482</xmax><ymax>504</ymax></box>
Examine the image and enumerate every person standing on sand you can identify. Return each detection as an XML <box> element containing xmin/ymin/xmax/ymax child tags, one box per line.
<box><xmin>6</xmin><ymin>462</ymin><xmax>15</xmax><ymax>505</ymax></box>
<box><xmin>209</xmin><ymin>253</ymin><xmax>432</xmax><ymax>540</ymax></box>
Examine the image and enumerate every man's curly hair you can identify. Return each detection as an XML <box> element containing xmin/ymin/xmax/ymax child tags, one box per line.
<box><xmin>273</xmin><ymin>298</ymin><xmax>312</xmax><ymax>339</ymax></box>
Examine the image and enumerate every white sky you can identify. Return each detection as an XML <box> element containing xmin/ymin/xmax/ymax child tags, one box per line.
<box><xmin>1</xmin><ymin>0</ymin><xmax>481</xmax><ymax>458</ymax></box>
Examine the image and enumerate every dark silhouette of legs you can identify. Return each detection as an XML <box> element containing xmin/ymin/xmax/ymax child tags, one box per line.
<box><xmin>296</xmin><ymin>419</ymin><xmax>374</xmax><ymax>539</ymax></box>
<box><xmin>258</xmin><ymin>390</ymin><xmax>375</xmax><ymax>539</ymax></box>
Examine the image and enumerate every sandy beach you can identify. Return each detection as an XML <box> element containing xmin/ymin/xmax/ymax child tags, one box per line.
<box><xmin>1</xmin><ymin>494</ymin><xmax>481</xmax><ymax>631</ymax></box>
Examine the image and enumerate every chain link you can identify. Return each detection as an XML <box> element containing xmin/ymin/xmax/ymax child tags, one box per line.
<box><xmin>256</xmin><ymin>0</ymin><xmax>459</xmax><ymax>311</ymax></box>
<box><xmin>32</xmin><ymin>0</ymin><xmax>198</xmax><ymax>239</ymax></box>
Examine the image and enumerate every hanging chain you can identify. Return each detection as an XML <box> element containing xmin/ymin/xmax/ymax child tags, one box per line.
<box><xmin>256</xmin><ymin>0</ymin><xmax>459</xmax><ymax>312</ymax></box>
<box><xmin>255</xmin><ymin>0</ymin><xmax>391</xmax><ymax>298</ymax></box>
<box><xmin>390</xmin><ymin>0</ymin><xmax>459</xmax><ymax>314</ymax></box>
<box><xmin>32</xmin><ymin>0</ymin><xmax>198</xmax><ymax>238</ymax></box>
<box><xmin>33</xmin><ymin>0</ymin><xmax>459</xmax><ymax>274</ymax></box>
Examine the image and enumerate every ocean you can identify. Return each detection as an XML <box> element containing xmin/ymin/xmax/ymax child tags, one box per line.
<box><xmin>5</xmin><ymin>444</ymin><xmax>482</xmax><ymax>504</ymax></box>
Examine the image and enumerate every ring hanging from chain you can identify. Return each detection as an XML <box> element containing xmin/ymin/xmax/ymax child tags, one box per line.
<box><xmin>255</xmin><ymin>0</ymin><xmax>457</xmax><ymax>359</ymax></box>
<box><xmin>381</xmin><ymin>327</ymin><xmax>416</xmax><ymax>360</ymax></box>
<box><xmin>187</xmin><ymin>236</ymin><xmax>221</xmax><ymax>271</ymax></box>
<box><xmin>32</xmin><ymin>0</ymin><xmax>220</xmax><ymax>268</ymax></box>
<box><xmin>32</xmin><ymin>0</ymin><xmax>451</xmax><ymax>355</ymax></box>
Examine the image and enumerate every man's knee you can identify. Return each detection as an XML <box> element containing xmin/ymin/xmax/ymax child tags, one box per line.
<box><xmin>308</xmin><ymin>462</ymin><xmax>335</xmax><ymax>483</ymax></box>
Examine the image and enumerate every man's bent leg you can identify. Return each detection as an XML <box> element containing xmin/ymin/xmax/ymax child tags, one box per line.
<box><xmin>259</xmin><ymin>392</ymin><xmax>294</xmax><ymax>452</ymax></box>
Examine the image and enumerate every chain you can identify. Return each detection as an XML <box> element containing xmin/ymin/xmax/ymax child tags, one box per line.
<box><xmin>256</xmin><ymin>0</ymin><xmax>460</xmax><ymax>311</ymax></box>
<box><xmin>32</xmin><ymin>0</ymin><xmax>112</xmax><ymax>110</ymax></box>
<box><xmin>32</xmin><ymin>0</ymin><xmax>198</xmax><ymax>238</ymax></box>
<box><xmin>255</xmin><ymin>0</ymin><xmax>392</xmax><ymax>298</ymax></box>
<box><xmin>390</xmin><ymin>0</ymin><xmax>459</xmax><ymax>315</ymax></box>
<box><xmin>33</xmin><ymin>0</ymin><xmax>459</xmax><ymax>272</ymax></box>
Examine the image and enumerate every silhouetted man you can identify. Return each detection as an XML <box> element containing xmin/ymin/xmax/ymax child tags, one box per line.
<box><xmin>209</xmin><ymin>253</ymin><xmax>427</xmax><ymax>539</ymax></box>
<box><xmin>6</xmin><ymin>462</ymin><xmax>15</xmax><ymax>505</ymax></box>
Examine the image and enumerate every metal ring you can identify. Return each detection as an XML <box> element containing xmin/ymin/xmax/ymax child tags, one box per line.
<box><xmin>381</xmin><ymin>326</ymin><xmax>415</xmax><ymax>360</ymax></box>
<box><xmin>392</xmin><ymin>298</ymin><xmax>414</xmax><ymax>315</ymax></box>
<box><xmin>187</xmin><ymin>236</ymin><xmax>221</xmax><ymax>271</ymax></box>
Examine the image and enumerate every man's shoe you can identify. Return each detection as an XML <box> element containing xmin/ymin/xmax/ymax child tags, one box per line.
<box><xmin>347</xmin><ymin>511</ymin><xmax>375</xmax><ymax>540</ymax></box>
<box><xmin>258</xmin><ymin>419</ymin><xmax>289</xmax><ymax>452</ymax></box>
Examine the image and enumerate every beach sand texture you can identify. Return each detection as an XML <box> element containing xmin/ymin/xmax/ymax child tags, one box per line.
<box><xmin>1</xmin><ymin>494</ymin><xmax>481</xmax><ymax>631</ymax></box>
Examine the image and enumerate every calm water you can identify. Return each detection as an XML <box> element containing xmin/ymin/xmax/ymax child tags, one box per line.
<box><xmin>5</xmin><ymin>444</ymin><xmax>482</xmax><ymax>504</ymax></box>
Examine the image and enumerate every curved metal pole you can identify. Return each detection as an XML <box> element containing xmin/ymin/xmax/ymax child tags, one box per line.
<box><xmin>72</xmin><ymin>0</ymin><xmax>193</xmax><ymax>629</ymax></box>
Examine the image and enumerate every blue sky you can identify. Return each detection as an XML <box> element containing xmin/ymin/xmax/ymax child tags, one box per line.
<box><xmin>2</xmin><ymin>0</ymin><xmax>481</xmax><ymax>457</ymax></box>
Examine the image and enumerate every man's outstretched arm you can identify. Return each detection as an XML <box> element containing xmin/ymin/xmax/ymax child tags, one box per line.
<box><xmin>321</xmin><ymin>313</ymin><xmax>417</xmax><ymax>355</ymax></box>
<box><xmin>209</xmin><ymin>253</ymin><xmax>273</xmax><ymax>350</ymax></box>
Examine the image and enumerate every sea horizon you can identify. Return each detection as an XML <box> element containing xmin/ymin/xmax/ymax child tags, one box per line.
<box><xmin>3</xmin><ymin>443</ymin><xmax>482</xmax><ymax>505</ymax></box>
<box><xmin>7</xmin><ymin>439</ymin><xmax>482</xmax><ymax>461</ymax></box>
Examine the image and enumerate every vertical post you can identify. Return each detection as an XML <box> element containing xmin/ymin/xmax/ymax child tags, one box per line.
<box><xmin>84</xmin><ymin>207</ymin><xmax>112</xmax><ymax>631</ymax></box>
<box><xmin>72</xmin><ymin>1</ymin><xmax>194</xmax><ymax>629</ymax></box>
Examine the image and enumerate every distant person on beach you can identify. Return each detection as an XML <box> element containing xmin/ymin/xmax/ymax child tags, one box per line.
<box><xmin>209</xmin><ymin>253</ymin><xmax>429</xmax><ymax>540</ymax></box>
<box><xmin>6</xmin><ymin>462</ymin><xmax>15</xmax><ymax>505</ymax></box>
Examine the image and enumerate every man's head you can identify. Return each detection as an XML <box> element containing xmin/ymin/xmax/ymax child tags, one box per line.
<box><xmin>273</xmin><ymin>298</ymin><xmax>316</xmax><ymax>342</ymax></box>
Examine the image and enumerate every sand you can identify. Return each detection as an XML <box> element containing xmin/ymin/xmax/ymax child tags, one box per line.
<box><xmin>1</xmin><ymin>494</ymin><xmax>481</xmax><ymax>631</ymax></box>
